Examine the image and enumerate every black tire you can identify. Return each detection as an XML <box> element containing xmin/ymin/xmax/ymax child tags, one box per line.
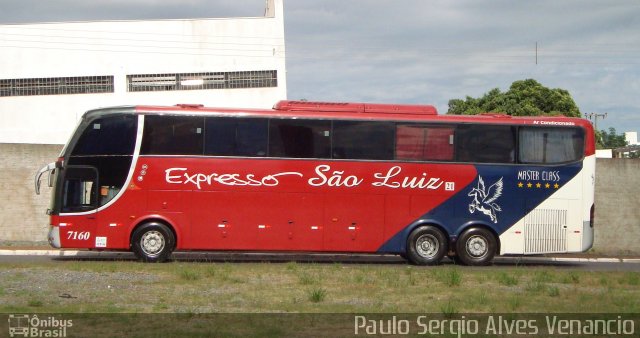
<box><xmin>406</xmin><ymin>225</ymin><xmax>448</xmax><ymax>265</ymax></box>
<box><xmin>131</xmin><ymin>222</ymin><xmax>175</xmax><ymax>263</ymax></box>
<box><xmin>455</xmin><ymin>227</ymin><xmax>497</xmax><ymax>266</ymax></box>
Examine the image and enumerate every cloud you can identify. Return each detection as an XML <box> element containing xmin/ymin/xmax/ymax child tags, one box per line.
<box><xmin>284</xmin><ymin>0</ymin><xmax>640</xmax><ymax>132</ymax></box>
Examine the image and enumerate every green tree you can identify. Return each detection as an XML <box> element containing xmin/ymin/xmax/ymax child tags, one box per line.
<box><xmin>597</xmin><ymin>127</ymin><xmax>627</xmax><ymax>149</ymax></box>
<box><xmin>447</xmin><ymin>79</ymin><xmax>581</xmax><ymax>117</ymax></box>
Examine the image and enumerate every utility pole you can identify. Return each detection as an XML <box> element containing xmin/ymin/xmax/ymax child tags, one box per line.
<box><xmin>585</xmin><ymin>112</ymin><xmax>607</xmax><ymax>131</ymax></box>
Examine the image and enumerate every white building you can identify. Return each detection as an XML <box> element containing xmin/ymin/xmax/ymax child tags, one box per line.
<box><xmin>0</xmin><ymin>0</ymin><xmax>286</xmax><ymax>145</ymax></box>
<box><xmin>625</xmin><ymin>131</ymin><xmax>639</xmax><ymax>146</ymax></box>
<box><xmin>595</xmin><ymin>149</ymin><xmax>613</xmax><ymax>158</ymax></box>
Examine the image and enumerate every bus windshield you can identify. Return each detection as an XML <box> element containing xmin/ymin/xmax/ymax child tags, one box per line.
<box><xmin>61</xmin><ymin>114</ymin><xmax>137</xmax><ymax>212</ymax></box>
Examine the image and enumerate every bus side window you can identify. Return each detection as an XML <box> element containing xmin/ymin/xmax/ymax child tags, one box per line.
<box><xmin>141</xmin><ymin>116</ymin><xmax>204</xmax><ymax>155</ymax></box>
<box><xmin>519</xmin><ymin>127</ymin><xmax>584</xmax><ymax>164</ymax></box>
<box><xmin>268</xmin><ymin>119</ymin><xmax>331</xmax><ymax>158</ymax></box>
<box><xmin>396</xmin><ymin>124</ymin><xmax>454</xmax><ymax>161</ymax></box>
<box><xmin>204</xmin><ymin>117</ymin><xmax>268</xmax><ymax>157</ymax></box>
<box><xmin>333</xmin><ymin>121</ymin><xmax>394</xmax><ymax>160</ymax></box>
<box><xmin>456</xmin><ymin>125</ymin><xmax>516</xmax><ymax>163</ymax></box>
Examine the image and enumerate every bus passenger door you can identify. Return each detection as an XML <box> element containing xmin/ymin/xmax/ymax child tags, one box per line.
<box><xmin>324</xmin><ymin>194</ymin><xmax>385</xmax><ymax>252</ymax></box>
<box><xmin>58</xmin><ymin>166</ymin><xmax>98</xmax><ymax>249</ymax></box>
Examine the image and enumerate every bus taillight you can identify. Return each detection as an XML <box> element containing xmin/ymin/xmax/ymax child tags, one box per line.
<box><xmin>590</xmin><ymin>204</ymin><xmax>595</xmax><ymax>228</ymax></box>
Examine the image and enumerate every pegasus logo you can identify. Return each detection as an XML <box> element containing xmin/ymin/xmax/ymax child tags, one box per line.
<box><xmin>468</xmin><ymin>176</ymin><xmax>503</xmax><ymax>223</ymax></box>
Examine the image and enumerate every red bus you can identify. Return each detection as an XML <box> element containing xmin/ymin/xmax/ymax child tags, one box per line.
<box><xmin>35</xmin><ymin>101</ymin><xmax>595</xmax><ymax>265</ymax></box>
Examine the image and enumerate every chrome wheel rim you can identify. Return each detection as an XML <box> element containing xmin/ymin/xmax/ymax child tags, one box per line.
<box><xmin>465</xmin><ymin>235</ymin><xmax>488</xmax><ymax>258</ymax></box>
<box><xmin>415</xmin><ymin>234</ymin><xmax>439</xmax><ymax>258</ymax></box>
<box><xmin>140</xmin><ymin>230</ymin><xmax>165</xmax><ymax>257</ymax></box>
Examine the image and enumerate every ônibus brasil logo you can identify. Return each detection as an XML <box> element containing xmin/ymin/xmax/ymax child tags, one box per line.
<box><xmin>8</xmin><ymin>314</ymin><xmax>72</xmax><ymax>337</ymax></box>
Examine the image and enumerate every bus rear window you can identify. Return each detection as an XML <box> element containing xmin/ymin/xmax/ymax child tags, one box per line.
<box><xmin>519</xmin><ymin>127</ymin><xmax>584</xmax><ymax>164</ymax></box>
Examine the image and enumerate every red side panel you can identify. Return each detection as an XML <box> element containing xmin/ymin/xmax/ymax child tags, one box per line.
<box><xmin>119</xmin><ymin>157</ymin><xmax>478</xmax><ymax>252</ymax></box>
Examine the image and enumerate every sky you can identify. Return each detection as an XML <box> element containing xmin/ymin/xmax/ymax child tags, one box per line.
<box><xmin>1</xmin><ymin>0</ymin><xmax>639</xmax><ymax>135</ymax></box>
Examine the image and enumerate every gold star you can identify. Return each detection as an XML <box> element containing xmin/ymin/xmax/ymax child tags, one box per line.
<box><xmin>536</xmin><ymin>183</ymin><xmax>542</xmax><ymax>188</ymax></box>
<box><xmin>527</xmin><ymin>182</ymin><xmax>533</xmax><ymax>188</ymax></box>
<box><xmin>554</xmin><ymin>183</ymin><xmax>560</xmax><ymax>189</ymax></box>
<box><xmin>545</xmin><ymin>183</ymin><xmax>550</xmax><ymax>188</ymax></box>
<box><xmin>518</xmin><ymin>182</ymin><xmax>524</xmax><ymax>188</ymax></box>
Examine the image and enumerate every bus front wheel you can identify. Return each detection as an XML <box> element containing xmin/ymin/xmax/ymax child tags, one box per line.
<box><xmin>131</xmin><ymin>222</ymin><xmax>175</xmax><ymax>263</ymax></box>
<box><xmin>455</xmin><ymin>227</ymin><xmax>496</xmax><ymax>266</ymax></box>
<box><xmin>406</xmin><ymin>225</ymin><xmax>448</xmax><ymax>265</ymax></box>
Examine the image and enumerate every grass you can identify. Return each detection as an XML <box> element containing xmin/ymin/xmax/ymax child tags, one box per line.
<box><xmin>561</xmin><ymin>271</ymin><xmax>581</xmax><ymax>284</ymax></box>
<box><xmin>297</xmin><ymin>272</ymin><xmax>318</xmax><ymax>285</ymax></box>
<box><xmin>177</xmin><ymin>267</ymin><xmax>202</xmax><ymax>281</ymax></box>
<box><xmin>27</xmin><ymin>298</ymin><xmax>44</xmax><ymax>307</ymax></box>
<box><xmin>432</xmin><ymin>267</ymin><xmax>462</xmax><ymax>287</ymax></box>
<box><xmin>308</xmin><ymin>288</ymin><xmax>327</xmax><ymax>303</ymax></box>
<box><xmin>0</xmin><ymin>260</ymin><xmax>639</xmax><ymax>313</ymax></box>
<box><xmin>440</xmin><ymin>301</ymin><xmax>458</xmax><ymax>318</ymax></box>
<box><xmin>496</xmin><ymin>272</ymin><xmax>519</xmax><ymax>286</ymax></box>
<box><xmin>620</xmin><ymin>272</ymin><xmax>640</xmax><ymax>286</ymax></box>
<box><xmin>547</xmin><ymin>286</ymin><xmax>560</xmax><ymax>297</ymax></box>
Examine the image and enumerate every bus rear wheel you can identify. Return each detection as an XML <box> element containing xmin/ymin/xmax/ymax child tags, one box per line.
<box><xmin>406</xmin><ymin>225</ymin><xmax>448</xmax><ymax>265</ymax></box>
<box><xmin>131</xmin><ymin>222</ymin><xmax>175</xmax><ymax>263</ymax></box>
<box><xmin>455</xmin><ymin>227</ymin><xmax>496</xmax><ymax>266</ymax></box>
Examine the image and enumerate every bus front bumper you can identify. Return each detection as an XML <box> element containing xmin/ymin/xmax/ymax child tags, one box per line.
<box><xmin>48</xmin><ymin>225</ymin><xmax>61</xmax><ymax>248</ymax></box>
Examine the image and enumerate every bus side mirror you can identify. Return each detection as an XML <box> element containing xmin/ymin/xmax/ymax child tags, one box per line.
<box><xmin>48</xmin><ymin>168</ymin><xmax>56</xmax><ymax>188</ymax></box>
<box><xmin>35</xmin><ymin>162</ymin><xmax>56</xmax><ymax>195</ymax></box>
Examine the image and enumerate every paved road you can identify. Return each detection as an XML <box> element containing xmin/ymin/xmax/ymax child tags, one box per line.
<box><xmin>1</xmin><ymin>250</ymin><xmax>639</xmax><ymax>271</ymax></box>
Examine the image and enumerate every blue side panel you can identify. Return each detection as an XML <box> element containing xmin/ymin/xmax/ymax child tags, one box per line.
<box><xmin>377</xmin><ymin>163</ymin><xmax>583</xmax><ymax>253</ymax></box>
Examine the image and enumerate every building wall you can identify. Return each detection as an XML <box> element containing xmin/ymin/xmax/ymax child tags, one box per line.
<box><xmin>0</xmin><ymin>143</ymin><xmax>62</xmax><ymax>243</ymax></box>
<box><xmin>0</xmin><ymin>0</ymin><xmax>285</xmax><ymax>145</ymax></box>
<box><xmin>2</xmin><ymin>146</ymin><xmax>639</xmax><ymax>256</ymax></box>
<box><xmin>593</xmin><ymin>159</ymin><xmax>640</xmax><ymax>255</ymax></box>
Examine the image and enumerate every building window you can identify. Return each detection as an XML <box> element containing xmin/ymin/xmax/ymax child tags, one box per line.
<box><xmin>0</xmin><ymin>76</ymin><xmax>114</xmax><ymax>97</ymax></box>
<box><xmin>127</xmin><ymin>70</ymin><xmax>277</xmax><ymax>92</ymax></box>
